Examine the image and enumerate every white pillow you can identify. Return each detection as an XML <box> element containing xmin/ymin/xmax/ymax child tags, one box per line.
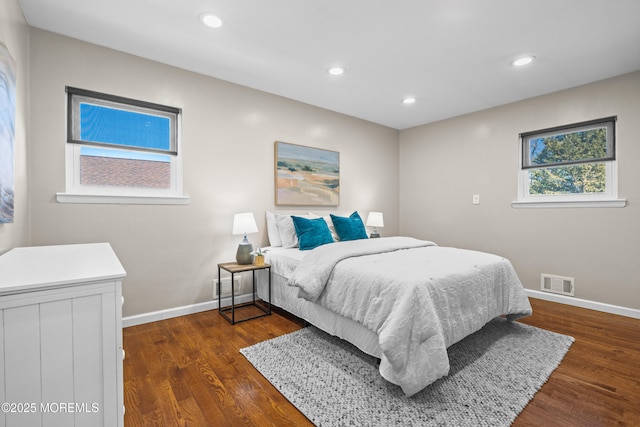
<box><xmin>265</xmin><ymin>211</ymin><xmax>282</xmax><ymax>247</ymax></box>
<box><xmin>276</xmin><ymin>215</ymin><xmax>298</xmax><ymax>248</ymax></box>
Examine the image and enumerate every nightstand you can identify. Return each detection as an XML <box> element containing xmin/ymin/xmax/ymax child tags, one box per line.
<box><xmin>217</xmin><ymin>262</ymin><xmax>271</xmax><ymax>324</ymax></box>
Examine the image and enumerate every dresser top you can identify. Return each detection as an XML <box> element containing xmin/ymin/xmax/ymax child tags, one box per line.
<box><xmin>0</xmin><ymin>242</ymin><xmax>126</xmax><ymax>294</ymax></box>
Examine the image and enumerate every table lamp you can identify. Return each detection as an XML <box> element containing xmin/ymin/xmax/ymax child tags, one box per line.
<box><xmin>366</xmin><ymin>212</ymin><xmax>384</xmax><ymax>238</ymax></box>
<box><xmin>232</xmin><ymin>212</ymin><xmax>258</xmax><ymax>264</ymax></box>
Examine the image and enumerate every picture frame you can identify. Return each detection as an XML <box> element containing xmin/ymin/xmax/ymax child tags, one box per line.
<box><xmin>275</xmin><ymin>141</ymin><xmax>339</xmax><ymax>206</ymax></box>
<box><xmin>0</xmin><ymin>42</ymin><xmax>16</xmax><ymax>224</ymax></box>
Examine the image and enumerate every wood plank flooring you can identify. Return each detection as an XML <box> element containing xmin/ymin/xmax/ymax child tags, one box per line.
<box><xmin>123</xmin><ymin>298</ymin><xmax>640</xmax><ymax>426</ymax></box>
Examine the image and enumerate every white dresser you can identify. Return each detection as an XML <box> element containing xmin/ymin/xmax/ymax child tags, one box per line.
<box><xmin>0</xmin><ymin>243</ymin><xmax>126</xmax><ymax>427</ymax></box>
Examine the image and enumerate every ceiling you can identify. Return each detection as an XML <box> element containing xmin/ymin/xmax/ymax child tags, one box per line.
<box><xmin>18</xmin><ymin>0</ymin><xmax>640</xmax><ymax>130</ymax></box>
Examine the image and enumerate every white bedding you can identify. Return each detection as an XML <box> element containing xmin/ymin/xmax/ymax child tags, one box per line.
<box><xmin>263</xmin><ymin>246</ymin><xmax>306</xmax><ymax>278</ymax></box>
<box><xmin>258</xmin><ymin>268</ymin><xmax>383</xmax><ymax>357</ymax></box>
<box><xmin>285</xmin><ymin>236</ymin><xmax>532</xmax><ymax>396</ymax></box>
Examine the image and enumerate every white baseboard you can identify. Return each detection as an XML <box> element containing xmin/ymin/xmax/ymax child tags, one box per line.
<box><xmin>525</xmin><ymin>289</ymin><xmax>640</xmax><ymax>320</ymax></box>
<box><xmin>124</xmin><ymin>290</ymin><xmax>640</xmax><ymax>328</ymax></box>
<box><xmin>123</xmin><ymin>294</ymin><xmax>255</xmax><ymax>328</ymax></box>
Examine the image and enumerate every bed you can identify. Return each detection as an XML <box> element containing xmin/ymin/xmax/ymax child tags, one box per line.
<box><xmin>255</xmin><ymin>212</ymin><xmax>532</xmax><ymax>397</ymax></box>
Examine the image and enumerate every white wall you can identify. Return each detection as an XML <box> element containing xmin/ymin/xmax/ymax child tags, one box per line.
<box><xmin>0</xmin><ymin>0</ymin><xmax>29</xmax><ymax>253</ymax></box>
<box><xmin>28</xmin><ymin>29</ymin><xmax>399</xmax><ymax>317</ymax></box>
<box><xmin>399</xmin><ymin>71</ymin><xmax>640</xmax><ymax>310</ymax></box>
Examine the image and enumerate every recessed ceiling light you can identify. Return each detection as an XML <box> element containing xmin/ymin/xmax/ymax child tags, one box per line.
<box><xmin>327</xmin><ymin>66</ymin><xmax>346</xmax><ymax>76</ymax></box>
<box><xmin>200</xmin><ymin>13</ymin><xmax>223</xmax><ymax>28</ymax></box>
<box><xmin>511</xmin><ymin>56</ymin><xmax>535</xmax><ymax>67</ymax></box>
<box><xmin>402</xmin><ymin>96</ymin><xmax>417</xmax><ymax>105</ymax></box>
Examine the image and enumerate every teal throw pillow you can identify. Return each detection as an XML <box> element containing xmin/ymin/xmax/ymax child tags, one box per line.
<box><xmin>291</xmin><ymin>216</ymin><xmax>334</xmax><ymax>250</ymax></box>
<box><xmin>330</xmin><ymin>212</ymin><xmax>368</xmax><ymax>241</ymax></box>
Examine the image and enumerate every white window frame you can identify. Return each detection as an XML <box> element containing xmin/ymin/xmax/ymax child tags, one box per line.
<box><xmin>513</xmin><ymin>117</ymin><xmax>625</xmax><ymax>209</ymax></box>
<box><xmin>57</xmin><ymin>87</ymin><xmax>189</xmax><ymax>205</ymax></box>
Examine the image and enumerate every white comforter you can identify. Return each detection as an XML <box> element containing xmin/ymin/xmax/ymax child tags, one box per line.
<box><xmin>288</xmin><ymin>236</ymin><xmax>533</xmax><ymax>396</ymax></box>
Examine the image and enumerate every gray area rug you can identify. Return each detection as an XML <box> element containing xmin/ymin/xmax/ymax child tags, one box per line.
<box><xmin>241</xmin><ymin>317</ymin><xmax>574</xmax><ymax>426</ymax></box>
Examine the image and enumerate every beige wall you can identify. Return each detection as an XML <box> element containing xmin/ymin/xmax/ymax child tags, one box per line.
<box><xmin>0</xmin><ymin>0</ymin><xmax>29</xmax><ymax>253</ymax></box>
<box><xmin>28</xmin><ymin>29</ymin><xmax>399</xmax><ymax>317</ymax></box>
<box><xmin>399</xmin><ymin>71</ymin><xmax>640</xmax><ymax>310</ymax></box>
<box><xmin>13</xmin><ymin>23</ymin><xmax>640</xmax><ymax>316</ymax></box>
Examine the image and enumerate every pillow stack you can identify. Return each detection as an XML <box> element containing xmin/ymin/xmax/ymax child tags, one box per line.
<box><xmin>266</xmin><ymin>210</ymin><xmax>369</xmax><ymax>251</ymax></box>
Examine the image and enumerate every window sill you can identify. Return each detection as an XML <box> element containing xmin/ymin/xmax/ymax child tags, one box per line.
<box><xmin>56</xmin><ymin>193</ymin><xmax>190</xmax><ymax>205</ymax></box>
<box><xmin>511</xmin><ymin>199</ymin><xmax>626</xmax><ymax>209</ymax></box>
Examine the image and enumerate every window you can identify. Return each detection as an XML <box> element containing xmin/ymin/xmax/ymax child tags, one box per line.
<box><xmin>514</xmin><ymin>116</ymin><xmax>625</xmax><ymax>208</ymax></box>
<box><xmin>59</xmin><ymin>87</ymin><xmax>188</xmax><ymax>204</ymax></box>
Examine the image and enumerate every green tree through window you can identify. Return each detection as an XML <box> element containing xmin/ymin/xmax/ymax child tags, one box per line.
<box><xmin>521</xmin><ymin>117</ymin><xmax>615</xmax><ymax>199</ymax></box>
<box><xmin>528</xmin><ymin>129</ymin><xmax>607</xmax><ymax>195</ymax></box>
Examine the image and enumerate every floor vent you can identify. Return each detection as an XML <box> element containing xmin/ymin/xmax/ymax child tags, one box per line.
<box><xmin>541</xmin><ymin>274</ymin><xmax>574</xmax><ymax>296</ymax></box>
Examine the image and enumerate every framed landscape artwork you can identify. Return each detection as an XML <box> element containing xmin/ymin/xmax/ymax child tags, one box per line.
<box><xmin>0</xmin><ymin>42</ymin><xmax>16</xmax><ymax>223</ymax></box>
<box><xmin>275</xmin><ymin>141</ymin><xmax>339</xmax><ymax>206</ymax></box>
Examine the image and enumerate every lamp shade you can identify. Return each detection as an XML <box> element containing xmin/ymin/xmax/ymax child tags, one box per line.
<box><xmin>366</xmin><ymin>212</ymin><xmax>384</xmax><ymax>228</ymax></box>
<box><xmin>232</xmin><ymin>213</ymin><xmax>258</xmax><ymax>235</ymax></box>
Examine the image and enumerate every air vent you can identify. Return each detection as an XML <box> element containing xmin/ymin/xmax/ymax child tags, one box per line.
<box><xmin>213</xmin><ymin>276</ymin><xmax>242</xmax><ymax>298</ymax></box>
<box><xmin>541</xmin><ymin>274</ymin><xmax>574</xmax><ymax>296</ymax></box>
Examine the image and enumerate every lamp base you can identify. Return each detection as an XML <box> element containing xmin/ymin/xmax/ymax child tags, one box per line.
<box><xmin>236</xmin><ymin>242</ymin><xmax>254</xmax><ymax>265</ymax></box>
<box><xmin>369</xmin><ymin>232</ymin><xmax>380</xmax><ymax>238</ymax></box>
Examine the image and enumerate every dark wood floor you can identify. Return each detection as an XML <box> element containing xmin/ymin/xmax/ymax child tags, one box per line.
<box><xmin>123</xmin><ymin>298</ymin><xmax>640</xmax><ymax>426</ymax></box>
